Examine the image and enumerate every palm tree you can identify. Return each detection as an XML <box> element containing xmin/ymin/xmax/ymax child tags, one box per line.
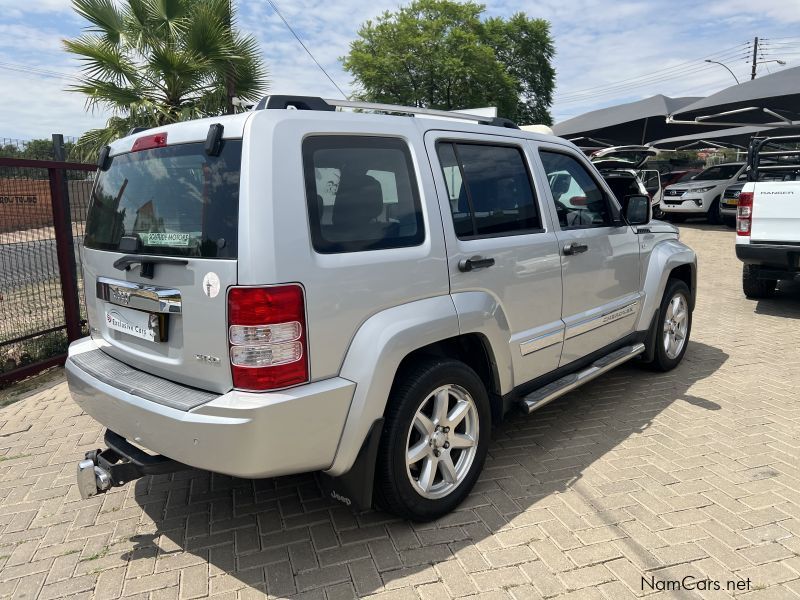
<box><xmin>64</xmin><ymin>0</ymin><xmax>269</xmax><ymax>160</ymax></box>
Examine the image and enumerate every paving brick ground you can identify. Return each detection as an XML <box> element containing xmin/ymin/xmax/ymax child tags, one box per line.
<box><xmin>0</xmin><ymin>224</ymin><xmax>799</xmax><ymax>600</ymax></box>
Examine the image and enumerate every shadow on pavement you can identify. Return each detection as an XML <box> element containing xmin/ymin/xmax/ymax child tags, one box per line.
<box><xmin>753</xmin><ymin>280</ymin><xmax>800</xmax><ymax>319</ymax></box>
<box><xmin>124</xmin><ymin>340</ymin><xmax>728</xmax><ymax>597</ymax></box>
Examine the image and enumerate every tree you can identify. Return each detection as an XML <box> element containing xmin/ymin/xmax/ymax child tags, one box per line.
<box><xmin>64</xmin><ymin>0</ymin><xmax>269</xmax><ymax>160</ymax></box>
<box><xmin>342</xmin><ymin>0</ymin><xmax>555</xmax><ymax>125</ymax></box>
<box><xmin>0</xmin><ymin>139</ymin><xmax>76</xmax><ymax>160</ymax></box>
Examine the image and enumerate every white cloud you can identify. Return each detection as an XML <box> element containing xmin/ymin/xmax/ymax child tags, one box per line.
<box><xmin>1</xmin><ymin>0</ymin><xmax>800</xmax><ymax>138</ymax></box>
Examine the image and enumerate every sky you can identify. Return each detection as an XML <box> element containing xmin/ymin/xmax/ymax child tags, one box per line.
<box><xmin>1</xmin><ymin>0</ymin><xmax>800</xmax><ymax>141</ymax></box>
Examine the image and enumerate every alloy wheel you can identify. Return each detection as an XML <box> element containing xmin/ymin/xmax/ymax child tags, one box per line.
<box><xmin>405</xmin><ymin>384</ymin><xmax>479</xmax><ymax>500</ymax></box>
<box><xmin>663</xmin><ymin>292</ymin><xmax>689</xmax><ymax>359</ymax></box>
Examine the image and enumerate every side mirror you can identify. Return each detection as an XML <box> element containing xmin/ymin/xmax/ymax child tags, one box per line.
<box><xmin>622</xmin><ymin>194</ymin><xmax>651</xmax><ymax>225</ymax></box>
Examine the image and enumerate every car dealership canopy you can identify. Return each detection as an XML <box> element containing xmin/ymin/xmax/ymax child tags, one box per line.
<box><xmin>552</xmin><ymin>95</ymin><xmax>705</xmax><ymax>146</ymax></box>
<box><xmin>669</xmin><ymin>66</ymin><xmax>800</xmax><ymax>127</ymax></box>
<box><xmin>649</xmin><ymin>126</ymin><xmax>780</xmax><ymax>150</ymax></box>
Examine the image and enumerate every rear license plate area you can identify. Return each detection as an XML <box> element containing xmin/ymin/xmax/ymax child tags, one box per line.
<box><xmin>105</xmin><ymin>305</ymin><xmax>168</xmax><ymax>343</ymax></box>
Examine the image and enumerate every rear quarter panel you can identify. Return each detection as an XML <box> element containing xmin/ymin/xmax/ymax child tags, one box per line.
<box><xmin>238</xmin><ymin>111</ymin><xmax>450</xmax><ymax>383</ymax></box>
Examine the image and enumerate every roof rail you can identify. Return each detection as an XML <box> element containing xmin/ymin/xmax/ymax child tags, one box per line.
<box><xmin>255</xmin><ymin>95</ymin><xmax>519</xmax><ymax>129</ymax></box>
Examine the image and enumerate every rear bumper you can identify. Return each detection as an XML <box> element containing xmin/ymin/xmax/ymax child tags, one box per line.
<box><xmin>736</xmin><ymin>243</ymin><xmax>800</xmax><ymax>272</ymax></box>
<box><xmin>66</xmin><ymin>338</ymin><xmax>356</xmax><ymax>478</ymax></box>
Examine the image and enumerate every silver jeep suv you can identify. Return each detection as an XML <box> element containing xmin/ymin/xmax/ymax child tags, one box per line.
<box><xmin>68</xmin><ymin>96</ymin><xmax>697</xmax><ymax>521</ymax></box>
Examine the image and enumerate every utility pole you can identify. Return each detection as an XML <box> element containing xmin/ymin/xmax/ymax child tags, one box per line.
<box><xmin>751</xmin><ymin>36</ymin><xmax>759</xmax><ymax>80</ymax></box>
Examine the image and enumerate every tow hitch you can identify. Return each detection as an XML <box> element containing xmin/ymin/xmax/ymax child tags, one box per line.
<box><xmin>77</xmin><ymin>430</ymin><xmax>188</xmax><ymax>499</ymax></box>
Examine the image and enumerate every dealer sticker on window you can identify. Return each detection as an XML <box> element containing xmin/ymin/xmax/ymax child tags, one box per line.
<box><xmin>105</xmin><ymin>307</ymin><xmax>160</xmax><ymax>342</ymax></box>
<box><xmin>142</xmin><ymin>232</ymin><xmax>191</xmax><ymax>247</ymax></box>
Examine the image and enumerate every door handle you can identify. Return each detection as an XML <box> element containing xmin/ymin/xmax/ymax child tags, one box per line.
<box><xmin>562</xmin><ymin>242</ymin><xmax>588</xmax><ymax>256</ymax></box>
<box><xmin>458</xmin><ymin>256</ymin><xmax>495</xmax><ymax>272</ymax></box>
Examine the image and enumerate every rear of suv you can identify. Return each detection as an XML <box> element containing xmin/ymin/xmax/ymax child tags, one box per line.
<box><xmin>736</xmin><ymin>134</ymin><xmax>800</xmax><ymax>298</ymax></box>
<box><xmin>68</xmin><ymin>96</ymin><xmax>697</xmax><ymax>521</ymax></box>
<box><xmin>660</xmin><ymin>162</ymin><xmax>745</xmax><ymax>224</ymax></box>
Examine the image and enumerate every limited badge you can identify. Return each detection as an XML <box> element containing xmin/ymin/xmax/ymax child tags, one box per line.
<box><xmin>202</xmin><ymin>272</ymin><xmax>220</xmax><ymax>298</ymax></box>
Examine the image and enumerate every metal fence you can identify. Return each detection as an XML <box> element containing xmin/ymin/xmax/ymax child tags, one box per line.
<box><xmin>0</xmin><ymin>137</ymin><xmax>95</xmax><ymax>385</ymax></box>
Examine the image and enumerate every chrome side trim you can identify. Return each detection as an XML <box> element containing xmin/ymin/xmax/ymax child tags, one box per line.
<box><xmin>565</xmin><ymin>300</ymin><xmax>639</xmax><ymax>340</ymax></box>
<box><xmin>520</xmin><ymin>329</ymin><xmax>564</xmax><ymax>356</ymax></box>
<box><xmin>96</xmin><ymin>277</ymin><xmax>182</xmax><ymax>314</ymax></box>
<box><xmin>521</xmin><ymin>343</ymin><xmax>645</xmax><ymax>414</ymax></box>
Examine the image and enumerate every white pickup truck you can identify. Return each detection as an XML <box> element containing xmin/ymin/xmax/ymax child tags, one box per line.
<box><xmin>736</xmin><ymin>135</ymin><xmax>800</xmax><ymax>298</ymax></box>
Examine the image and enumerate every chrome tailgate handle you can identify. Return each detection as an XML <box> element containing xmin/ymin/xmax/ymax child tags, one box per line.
<box><xmin>96</xmin><ymin>277</ymin><xmax>182</xmax><ymax>314</ymax></box>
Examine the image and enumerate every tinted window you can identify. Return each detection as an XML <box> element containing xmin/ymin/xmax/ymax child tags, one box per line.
<box><xmin>85</xmin><ymin>141</ymin><xmax>241</xmax><ymax>258</ymax></box>
<box><xmin>303</xmin><ymin>136</ymin><xmax>424</xmax><ymax>253</ymax></box>
<box><xmin>436</xmin><ymin>142</ymin><xmax>541</xmax><ymax>238</ymax></box>
<box><xmin>540</xmin><ymin>151</ymin><xmax>612</xmax><ymax>229</ymax></box>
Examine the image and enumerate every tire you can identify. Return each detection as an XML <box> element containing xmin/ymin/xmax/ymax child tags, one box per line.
<box><xmin>742</xmin><ymin>264</ymin><xmax>777</xmax><ymax>299</ymax></box>
<box><xmin>649</xmin><ymin>279</ymin><xmax>692</xmax><ymax>372</ymax></box>
<box><xmin>707</xmin><ymin>197</ymin><xmax>722</xmax><ymax>225</ymax></box>
<box><xmin>374</xmin><ymin>359</ymin><xmax>491</xmax><ymax>521</ymax></box>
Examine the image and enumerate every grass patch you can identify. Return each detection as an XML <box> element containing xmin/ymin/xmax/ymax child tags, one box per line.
<box><xmin>0</xmin><ymin>453</ymin><xmax>30</xmax><ymax>462</ymax></box>
<box><xmin>0</xmin><ymin>366</ymin><xmax>64</xmax><ymax>406</ymax></box>
<box><xmin>82</xmin><ymin>547</ymin><xmax>109</xmax><ymax>562</ymax></box>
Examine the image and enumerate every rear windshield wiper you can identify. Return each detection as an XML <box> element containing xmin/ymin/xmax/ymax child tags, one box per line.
<box><xmin>113</xmin><ymin>255</ymin><xmax>189</xmax><ymax>279</ymax></box>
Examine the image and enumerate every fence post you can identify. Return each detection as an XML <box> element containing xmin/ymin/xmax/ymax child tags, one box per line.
<box><xmin>50</xmin><ymin>134</ymin><xmax>82</xmax><ymax>343</ymax></box>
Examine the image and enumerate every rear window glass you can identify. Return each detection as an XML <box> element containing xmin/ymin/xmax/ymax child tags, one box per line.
<box><xmin>303</xmin><ymin>136</ymin><xmax>424</xmax><ymax>253</ymax></box>
<box><xmin>84</xmin><ymin>141</ymin><xmax>242</xmax><ymax>258</ymax></box>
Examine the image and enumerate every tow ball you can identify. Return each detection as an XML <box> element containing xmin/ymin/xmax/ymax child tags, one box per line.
<box><xmin>76</xmin><ymin>430</ymin><xmax>188</xmax><ymax>500</ymax></box>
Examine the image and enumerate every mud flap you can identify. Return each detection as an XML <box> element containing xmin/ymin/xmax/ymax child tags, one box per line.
<box><xmin>643</xmin><ymin>310</ymin><xmax>660</xmax><ymax>363</ymax></box>
<box><xmin>318</xmin><ymin>418</ymin><xmax>383</xmax><ymax>510</ymax></box>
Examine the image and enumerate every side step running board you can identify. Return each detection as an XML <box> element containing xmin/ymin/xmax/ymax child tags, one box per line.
<box><xmin>521</xmin><ymin>343</ymin><xmax>645</xmax><ymax>414</ymax></box>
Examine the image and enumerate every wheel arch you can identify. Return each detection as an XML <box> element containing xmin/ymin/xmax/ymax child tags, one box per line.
<box><xmin>394</xmin><ymin>333</ymin><xmax>504</xmax><ymax>424</ymax></box>
<box><xmin>326</xmin><ymin>292</ymin><xmax>513</xmax><ymax>478</ymax></box>
<box><xmin>637</xmin><ymin>238</ymin><xmax>697</xmax><ymax>332</ymax></box>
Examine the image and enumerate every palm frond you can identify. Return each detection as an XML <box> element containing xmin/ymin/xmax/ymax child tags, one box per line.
<box><xmin>71</xmin><ymin>0</ymin><xmax>126</xmax><ymax>44</ymax></box>
<box><xmin>67</xmin><ymin>0</ymin><xmax>269</xmax><ymax>134</ymax></box>
<box><xmin>64</xmin><ymin>34</ymin><xmax>140</xmax><ymax>85</ymax></box>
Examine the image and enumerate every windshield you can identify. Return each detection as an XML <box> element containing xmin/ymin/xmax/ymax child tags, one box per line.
<box><xmin>692</xmin><ymin>164</ymin><xmax>742</xmax><ymax>181</ymax></box>
<box><xmin>85</xmin><ymin>141</ymin><xmax>241</xmax><ymax>258</ymax></box>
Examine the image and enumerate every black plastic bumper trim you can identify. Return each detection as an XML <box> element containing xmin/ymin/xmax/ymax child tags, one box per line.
<box><xmin>97</xmin><ymin>430</ymin><xmax>189</xmax><ymax>486</ymax></box>
<box><xmin>736</xmin><ymin>243</ymin><xmax>800</xmax><ymax>271</ymax></box>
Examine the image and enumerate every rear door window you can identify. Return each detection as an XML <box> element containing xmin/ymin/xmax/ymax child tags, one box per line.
<box><xmin>303</xmin><ymin>136</ymin><xmax>424</xmax><ymax>253</ymax></box>
<box><xmin>436</xmin><ymin>142</ymin><xmax>542</xmax><ymax>238</ymax></box>
<box><xmin>85</xmin><ymin>141</ymin><xmax>241</xmax><ymax>258</ymax></box>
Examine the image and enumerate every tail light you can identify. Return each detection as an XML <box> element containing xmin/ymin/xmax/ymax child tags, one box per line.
<box><xmin>227</xmin><ymin>285</ymin><xmax>308</xmax><ymax>391</ymax></box>
<box><xmin>737</xmin><ymin>192</ymin><xmax>753</xmax><ymax>235</ymax></box>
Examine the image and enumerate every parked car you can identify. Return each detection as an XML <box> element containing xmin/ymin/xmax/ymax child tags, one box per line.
<box><xmin>589</xmin><ymin>146</ymin><xmax>663</xmax><ymax>218</ymax></box>
<box><xmin>660</xmin><ymin>162</ymin><xmax>745</xmax><ymax>224</ymax></box>
<box><xmin>68</xmin><ymin>96</ymin><xmax>697</xmax><ymax>521</ymax></box>
<box><xmin>721</xmin><ymin>167</ymin><xmax>800</xmax><ymax>228</ymax></box>
<box><xmin>660</xmin><ymin>169</ymin><xmax>702</xmax><ymax>189</ymax></box>
<box><xmin>720</xmin><ymin>181</ymin><xmax>744</xmax><ymax>228</ymax></box>
<box><xmin>736</xmin><ymin>135</ymin><xmax>800</xmax><ymax>298</ymax></box>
